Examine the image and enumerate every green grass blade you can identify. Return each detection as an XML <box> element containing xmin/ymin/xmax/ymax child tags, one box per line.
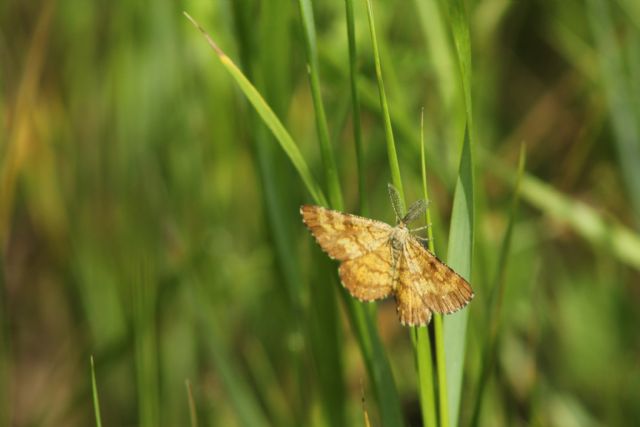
<box><xmin>416</xmin><ymin>109</ymin><xmax>437</xmax><ymax>427</ymax></box>
<box><xmin>90</xmin><ymin>356</ymin><xmax>103</xmax><ymax>427</ymax></box>
<box><xmin>416</xmin><ymin>108</ymin><xmax>451</xmax><ymax>427</ymax></box>
<box><xmin>344</xmin><ymin>0</ymin><xmax>367</xmax><ymax>214</ymax></box>
<box><xmin>183</xmin><ymin>12</ymin><xmax>328</xmax><ymax>207</ymax></box>
<box><xmin>185</xmin><ymin>380</ymin><xmax>198</xmax><ymax>427</ymax></box>
<box><xmin>363</xmin><ymin>0</ymin><xmax>405</xmax><ymax>209</ymax></box>
<box><xmin>443</xmin><ymin>125</ymin><xmax>474</xmax><ymax>427</ymax></box>
<box><xmin>444</xmin><ymin>0</ymin><xmax>473</xmax><ymax>130</ymax></box>
<box><xmin>297</xmin><ymin>0</ymin><xmax>344</xmax><ymax>210</ymax></box>
<box><xmin>434</xmin><ymin>315</ymin><xmax>449</xmax><ymax>427</ymax></box>
<box><xmin>360</xmin><ymin>3</ymin><xmax>416</xmax><ymax>425</ymax></box>
<box><xmin>441</xmin><ymin>0</ymin><xmax>475</xmax><ymax>424</ymax></box>
<box><xmin>470</xmin><ymin>144</ymin><xmax>526</xmax><ymax>427</ymax></box>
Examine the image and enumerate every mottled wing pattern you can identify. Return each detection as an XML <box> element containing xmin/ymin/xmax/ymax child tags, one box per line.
<box><xmin>395</xmin><ymin>253</ymin><xmax>432</xmax><ymax>326</ymax></box>
<box><xmin>338</xmin><ymin>242</ymin><xmax>395</xmax><ymax>302</ymax></box>
<box><xmin>403</xmin><ymin>238</ymin><xmax>474</xmax><ymax>315</ymax></box>
<box><xmin>300</xmin><ymin>205</ymin><xmax>392</xmax><ymax>261</ymax></box>
<box><xmin>301</xmin><ymin>203</ymin><xmax>474</xmax><ymax>327</ymax></box>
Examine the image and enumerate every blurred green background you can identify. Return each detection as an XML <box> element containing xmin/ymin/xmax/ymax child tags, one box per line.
<box><xmin>1</xmin><ymin>0</ymin><xmax>639</xmax><ymax>426</ymax></box>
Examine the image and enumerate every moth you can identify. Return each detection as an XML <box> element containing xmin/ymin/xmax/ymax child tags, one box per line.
<box><xmin>300</xmin><ymin>184</ymin><xmax>473</xmax><ymax>326</ymax></box>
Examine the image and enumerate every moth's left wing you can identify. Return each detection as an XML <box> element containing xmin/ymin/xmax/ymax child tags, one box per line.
<box><xmin>300</xmin><ymin>205</ymin><xmax>392</xmax><ymax>261</ymax></box>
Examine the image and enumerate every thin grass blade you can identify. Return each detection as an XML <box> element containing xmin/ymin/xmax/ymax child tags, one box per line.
<box><xmin>415</xmin><ymin>109</ymin><xmax>437</xmax><ymax>427</ymax></box>
<box><xmin>90</xmin><ymin>356</ymin><xmax>103</xmax><ymax>427</ymax></box>
<box><xmin>443</xmin><ymin>125</ymin><xmax>474</xmax><ymax>427</ymax></box>
<box><xmin>344</xmin><ymin>0</ymin><xmax>367</xmax><ymax>214</ymax></box>
<box><xmin>363</xmin><ymin>0</ymin><xmax>405</xmax><ymax>208</ymax></box>
<box><xmin>185</xmin><ymin>380</ymin><xmax>198</xmax><ymax>427</ymax></box>
<box><xmin>183</xmin><ymin>12</ymin><xmax>328</xmax><ymax>207</ymax></box>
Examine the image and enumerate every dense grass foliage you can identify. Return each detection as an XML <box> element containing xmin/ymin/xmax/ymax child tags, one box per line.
<box><xmin>1</xmin><ymin>0</ymin><xmax>639</xmax><ymax>426</ymax></box>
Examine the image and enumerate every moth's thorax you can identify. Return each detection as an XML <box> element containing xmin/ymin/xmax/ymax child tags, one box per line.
<box><xmin>389</xmin><ymin>223</ymin><xmax>410</xmax><ymax>251</ymax></box>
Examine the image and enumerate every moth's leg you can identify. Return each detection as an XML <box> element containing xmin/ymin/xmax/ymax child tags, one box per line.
<box><xmin>414</xmin><ymin>236</ymin><xmax>429</xmax><ymax>242</ymax></box>
<box><xmin>410</xmin><ymin>223</ymin><xmax>432</xmax><ymax>233</ymax></box>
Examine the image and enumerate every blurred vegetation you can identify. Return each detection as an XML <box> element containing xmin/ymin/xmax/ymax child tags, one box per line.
<box><xmin>1</xmin><ymin>0</ymin><xmax>639</xmax><ymax>426</ymax></box>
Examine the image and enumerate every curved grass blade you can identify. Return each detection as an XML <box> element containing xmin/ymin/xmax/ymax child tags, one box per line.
<box><xmin>183</xmin><ymin>12</ymin><xmax>328</xmax><ymax>207</ymax></box>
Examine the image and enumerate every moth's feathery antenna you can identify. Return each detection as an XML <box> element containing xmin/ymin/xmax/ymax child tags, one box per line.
<box><xmin>403</xmin><ymin>199</ymin><xmax>428</xmax><ymax>224</ymax></box>
<box><xmin>387</xmin><ymin>183</ymin><xmax>404</xmax><ymax>223</ymax></box>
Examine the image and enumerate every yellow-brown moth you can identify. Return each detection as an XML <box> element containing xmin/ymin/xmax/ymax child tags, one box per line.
<box><xmin>300</xmin><ymin>184</ymin><xmax>473</xmax><ymax>326</ymax></box>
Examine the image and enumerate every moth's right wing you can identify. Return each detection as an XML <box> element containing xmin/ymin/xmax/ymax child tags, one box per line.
<box><xmin>300</xmin><ymin>205</ymin><xmax>392</xmax><ymax>261</ymax></box>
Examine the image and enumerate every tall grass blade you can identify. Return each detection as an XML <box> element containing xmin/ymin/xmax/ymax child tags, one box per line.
<box><xmin>360</xmin><ymin>3</ymin><xmax>414</xmax><ymax>425</ymax></box>
<box><xmin>470</xmin><ymin>144</ymin><xmax>526</xmax><ymax>427</ymax></box>
<box><xmin>444</xmin><ymin>0</ymin><xmax>472</xmax><ymax>129</ymax></box>
<box><xmin>90</xmin><ymin>356</ymin><xmax>103</xmax><ymax>427</ymax></box>
<box><xmin>416</xmin><ymin>109</ymin><xmax>437</xmax><ymax>427</ymax></box>
<box><xmin>364</xmin><ymin>0</ymin><xmax>405</xmax><ymax>208</ymax></box>
<box><xmin>443</xmin><ymin>125</ymin><xmax>474</xmax><ymax>427</ymax></box>
<box><xmin>185</xmin><ymin>380</ymin><xmax>198</xmax><ymax>427</ymax></box>
<box><xmin>442</xmin><ymin>0</ymin><xmax>475</xmax><ymax>424</ymax></box>
<box><xmin>344</xmin><ymin>0</ymin><xmax>367</xmax><ymax>213</ymax></box>
<box><xmin>297</xmin><ymin>0</ymin><xmax>344</xmax><ymax>209</ymax></box>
